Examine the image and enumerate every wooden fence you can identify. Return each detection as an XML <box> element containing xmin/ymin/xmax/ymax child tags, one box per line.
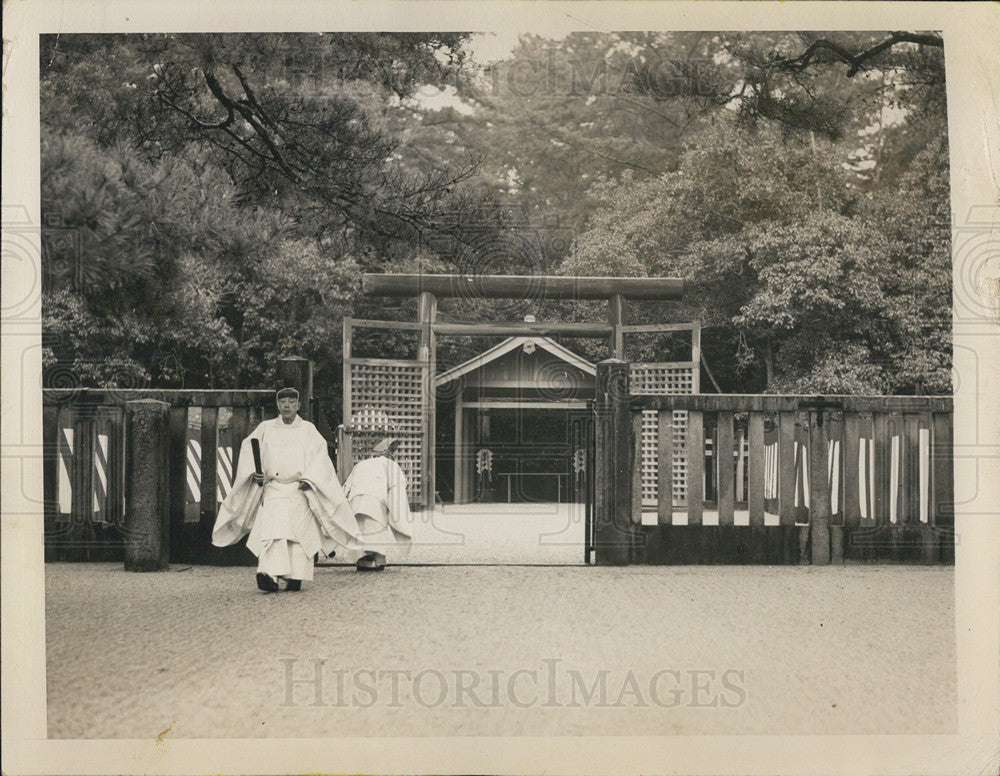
<box><xmin>592</xmin><ymin>360</ymin><xmax>954</xmax><ymax>565</ymax></box>
<box><xmin>42</xmin><ymin>358</ymin><xmax>317</xmax><ymax>565</ymax></box>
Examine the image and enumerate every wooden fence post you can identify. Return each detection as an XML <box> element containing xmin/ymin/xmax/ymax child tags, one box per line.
<box><xmin>167</xmin><ymin>406</ymin><xmax>187</xmax><ymax>563</ymax></box>
<box><xmin>808</xmin><ymin>410</ymin><xmax>832</xmax><ymax>565</ymax></box>
<box><xmin>594</xmin><ymin>359</ymin><xmax>633</xmax><ymax>565</ymax></box>
<box><xmin>336</xmin><ymin>424</ymin><xmax>353</xmax><ymax>482</ymax></box>
<box><xmin>69</xmin><ymin>406</ymin><xmax>97</xmax><ymax>562</ymax></box>
<box><xmin>278</xmin><ymin>357</ymin><xmax>314</xmax><ymax>421</ymax></box>
<box><xmin>124</xmin><ymin>400</ymin><xmax>171</xmax><ymax>571</ymax></box>
<box><xmin>43</xmin><ymin>403</ymin><xmax>59</xmax><ymax>562</ymax></box>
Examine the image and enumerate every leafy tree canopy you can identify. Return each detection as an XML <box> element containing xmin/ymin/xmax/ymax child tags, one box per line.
<box><xmin>40</xmin><ymin>30</ymin><xmax>951</xmax><ymax>408</ymax></box>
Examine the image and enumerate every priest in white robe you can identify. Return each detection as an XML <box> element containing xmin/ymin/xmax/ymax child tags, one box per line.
<box><xmin>212</xmin><ymin>387</ymin><xmax>362</xmax><ymax>591</ymax></box>
<box><xmin>343</xmin><ymin>437</ymin><xmax>413</xmax><ymax>571</ymax></box>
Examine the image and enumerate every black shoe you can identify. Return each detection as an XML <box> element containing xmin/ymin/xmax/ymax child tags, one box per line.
<box><xmin>285</xmin><ymin>578</ymin><xmax>302</xmax><ymax>592</ymax></box>
<box><xmin>256</xmin><ymin>572</ymin><xmax>279</xmax><ymax>592</ymax></box>
<box><xmin>356</xmin><ymin>553</ymin><xmax>386</xmax><ymax>572</ymax></box>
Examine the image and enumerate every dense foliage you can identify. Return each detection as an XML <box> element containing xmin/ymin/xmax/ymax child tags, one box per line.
<box><xmin>41</xmin><ymin>30</ymin><xmax>951</xmax><ymax>410</ymax></box>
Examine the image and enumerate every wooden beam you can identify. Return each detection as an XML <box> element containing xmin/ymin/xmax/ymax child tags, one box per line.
<box><xmin>630</xmin><ymin>395</ymin><xmax>953</xmax><ymax>414</ymax></box>
<box><xmin>620</xmin><ymin>322</ymin><xmax>701</xmax><ymax>333</ymax></box>
<box><xmin>43</xmin><ymin>389</ymin><xmax>276</xmax><ymax>408</ymax></box>
<box><xmin>431</xmin><ymin>322</ymin><xmax>612</xmax><ymax>338</ymax></box>
<box><xmin>349</xmin><ymin>318</ymin><xmax>425</xmax><ymax>331</ymax></box>
<box><xmin>363</xmin><ymin>274</ymin><xmax>683</xmax><ymax>300</ymax></box>
<box><xmin>462</xmin><ymin>401</ymin><xmax>589</xmax><ymax>410</ymax></box>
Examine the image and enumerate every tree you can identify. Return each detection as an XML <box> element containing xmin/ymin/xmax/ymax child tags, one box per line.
<box><xmin>39</xmin><ymin>32</ymin><xmax>501</xmax><ymax>408</ymax></box>
<box><xmin>622</xmin><ymin>31</ymin><xmax>945</xmax><ymax>141</ymax></box>
<box><xmin>562</xmin><ymin>115</ymin><xmax>949</xmax><ymax>393</ymax></box>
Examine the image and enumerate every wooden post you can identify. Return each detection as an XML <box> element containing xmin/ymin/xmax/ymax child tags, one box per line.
<box><xmin>594</xmin><ymin>359</ymin><xmax>632</xmax><ymax>565</ymax></box>
<box><xmin>931</xmin><ymin>411</ymin><xmax>953</xmax><ymax>560</ymax></box>
<box><xmin>873</xmin><ymin>412</ymin><xmax>890</xmax><ymax>527</ymax></box>
<box><xmin>778</xmin><ymin>412</ymin><xmax>797</xmax><ymax>526</ymax></box>
<box><xmin>454</xmin><ymin>394</ymin><xmax>464</xmax><ymax>503</ymax></box>
<box><xmin>747</xmin><ymin>412</ymin><xmax>765</xmax><ymax>527</ymax></box>
<box><xmin>687</xmin><ymin>410</ymin><xmax>704</xmax><ymax>526</ymax></box>
<box><xmin>573</xmin><ymin>413</ymin><xmax>587</xmax><ymax>509</ymax></box>
<box><xmin>828</xmin><ymin>413</ymin><xmax>844</xmax><ymax>564</ymax></box>
<box><xmin>717</xmin><ymin>411</ymin><xmax>735</xmax><ymax>525</ymax></box>
<box><xmin>199</xmin><ymin>406</ymin><xmax>219</xmax><ymax>546</ymax></box>
<box><xmin>278</xmin><ymin>357</ymin><xmax>314</xmax><ymax>422</ymax></box>
<box><xmin>229</xmin><ymin>407</ymin><xmax>250</xmax><ymax>476</ymax></box>
<box><xmin>691</xmin><ymin>323</ymin><xmax>702</xmax><ymax>392</ymax></box>
<box><xmin>632</xmin><ymin>410</ymin><xmax>643</xmax><ymax>524</ymax></box>
<box><xmin>343</xmin><ymin>317</ymin><xmax>353</xmax><ymax>432</ymax></box>
<box><xmin>902</xmin><ymin>413</ymin><xmax>920</xmax><ymax>524</ymax></box>
<box><xmin>657</xmin><ymin>410</ymin><xmax>673</xmax><ymax>525</ymax></box>
<box><xmin>735</xmin><ymin>427</ymin><xmax>746</xmax><ymax>503</ymax></box>
<box><xmin>69</xmin><ymin>408</ymin><xmax>97</xmax><ymax>561</ymax></box>
<box><xmin>167</xmin><ymin>406</ymin><xmax>188</xmax><ymax>563</ymax></box>
<box><xmin>418</xmin><ymin>291</ymin><xmax>438</xmax><ymax>508</ymax></box>
<box><xmin>124</xmin><ymin>400</ymin><xmax>171</xmax><ymax>571</ymax></box>
<box><xmin>843</xmin><ymin>412</ymin><xmax>862</xmax><ymax>529</ymax></box>
<box><xmin>808</xmin><ymin>410</ymin><xmax>831</xmax><ymax>565</ymax></box>
<box><xmin>43</xmin><ymin>404</ymin><xmax>59</xmax><ymax>561</ymax></box>
<box><xmin>105</xmin><ymin>407</ymin><xmax>125</xmax><ymax>528</ymax></box>
<box><xmin>336</xmin><ymin>425</ymin><xmax>353</xmax><ymax>483</ymax></box>
<box><xmin>608</xmin><ymin>294</ymin><xmax>627</xmax><ymax>359</ymax></box>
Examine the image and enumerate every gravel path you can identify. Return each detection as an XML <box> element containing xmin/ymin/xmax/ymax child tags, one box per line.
<box><xmin>45</xmin><ymin>563</ymin><xmax>956</xmax><ymax>739</ymax></box>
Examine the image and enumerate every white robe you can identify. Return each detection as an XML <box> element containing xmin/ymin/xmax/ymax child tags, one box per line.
<box><xmin>343</xmin><ymin>455</ymin><xmax>413</xmax><ymax>556</ymax></box>
<box><xmin>212</xmin><ymin>416</ymin><xmax>362</xmax><ymax>577</ymax></box>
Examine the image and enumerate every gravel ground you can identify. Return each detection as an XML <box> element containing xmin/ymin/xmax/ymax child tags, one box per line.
<box><xmin>45</xmin><ymin>562</ymin><xmax>956</xmax><ymax>739</ymax></box>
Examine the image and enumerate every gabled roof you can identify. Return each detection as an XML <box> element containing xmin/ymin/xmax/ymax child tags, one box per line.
<box><xmin>434</xmin><ymin>336</ymin><xmax>596</xmax><ymax>387</ymax></box>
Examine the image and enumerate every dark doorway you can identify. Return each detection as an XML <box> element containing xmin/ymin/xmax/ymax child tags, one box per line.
<box><xmin>483</xmin><ymin>408</ymin><xmax>574</xmax><ymax>503</ymax></box>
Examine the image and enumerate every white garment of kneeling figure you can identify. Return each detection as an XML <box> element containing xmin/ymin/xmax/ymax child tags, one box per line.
<box><xmin>345</xmin><ymin>455</ymin><xmax>413</xmax><ymax>558</ymax></box>
<box><xmin>351</xmin><ymin>493</ymin><xmax>398</xmax><ymax>549</ymax></box>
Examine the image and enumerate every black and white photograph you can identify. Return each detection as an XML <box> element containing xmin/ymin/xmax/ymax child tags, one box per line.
<box><xmin>3</xmin><ymin>2</ymin><xmax>999</xmax><ymax>775</ymax></box>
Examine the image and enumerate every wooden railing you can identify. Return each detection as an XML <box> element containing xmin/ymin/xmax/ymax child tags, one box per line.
<box><xmin>592</xmin><ymin>360</ymin><xmax>954</xmax><ymax>565</ymax></box>
<box><xmin>43</xmin><ymin>389</ymin><xmax>277</xmax><ymax>564</ymax></box>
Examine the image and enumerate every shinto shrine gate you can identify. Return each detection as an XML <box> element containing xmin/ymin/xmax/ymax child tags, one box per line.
<box><xmin>341</xmin><ymin>273</ymin><xmax>695</xmax><ymax>511</ymax></box>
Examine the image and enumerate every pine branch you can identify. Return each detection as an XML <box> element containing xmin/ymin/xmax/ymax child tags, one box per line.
<box><xmin>774</xmin><ymin>32</ymin><xmax>943</xmax><ymax>77</ymax></box>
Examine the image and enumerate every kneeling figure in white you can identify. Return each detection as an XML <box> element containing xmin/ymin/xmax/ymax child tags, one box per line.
<box><xmin>343</xmin><ymin>437</ymin><xmax>413</xmax><ymax>571</ymax></box>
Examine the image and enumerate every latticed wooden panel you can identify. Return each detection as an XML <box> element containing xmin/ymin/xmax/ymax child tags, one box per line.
<box><xmin>639</xmin><ymin>409</ymin><xmax>688</xmax><ymax>504</ymax></box>
<box><xmin>631</xmin><ymin>363</ymin><xmax>694</xmax><ymax>505</ymax></box>
<box><xmin>349</xmin><ymin>360</ymin><xmax>426</xmax><ymax>501</ymax></box>
<box><xmin>630</xmin><ymin>364</ymin><xmax>694</xmax><ymax>396</ymax></box>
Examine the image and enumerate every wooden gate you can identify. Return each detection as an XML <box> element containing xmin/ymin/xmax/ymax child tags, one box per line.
<box><xmin>592</xmin><ymin>360</ymin><xmax>954</xmax><ymax>565</ymax></box>
<box><xmin>342</xmin><ymin>317</ymin><xmax>431</xmax><ymax>505</ymax></box>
